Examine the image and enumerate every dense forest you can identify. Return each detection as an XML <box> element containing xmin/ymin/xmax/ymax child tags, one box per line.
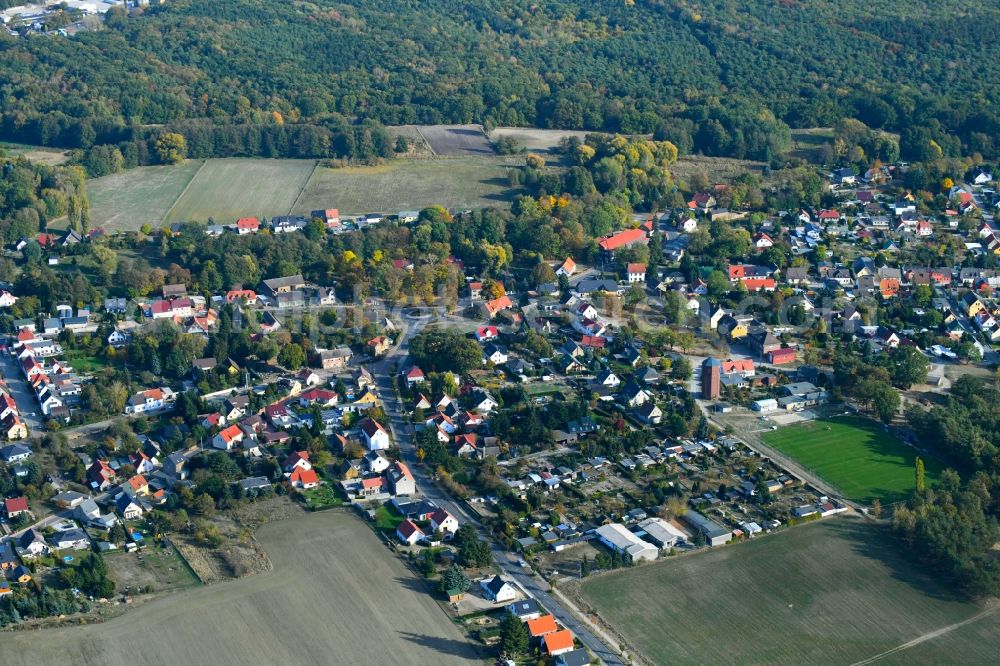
<box><xmin>1</xmin><ymin>0</ymin><xmax>999</xmax><ymax>166</ymax></box>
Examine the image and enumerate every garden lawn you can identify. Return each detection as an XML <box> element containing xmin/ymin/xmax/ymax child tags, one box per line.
<box><xmin>762</xmin><ymin>416</ymin><xmax>941</xmax><ymax>505</ymax></box>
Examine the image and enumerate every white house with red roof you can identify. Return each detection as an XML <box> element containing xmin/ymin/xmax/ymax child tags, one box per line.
<box><xmin>288</xmin><ymin>466</ymin><xmax>319</xmax><ymax>489</ymax></box>
<box><xmin>430</xmin><ymin>508</ymin><xmax>459</xmax><ymax>534</ymax></box>
<box><xmin>124</xmin><ymin>387</ymin><xmax>176</xmax><ymax>414</ymax></box>
<box><xmin>396</xmin><ymin>519</ymin><xmax>424</xmax><ymax>545</ymax></box>
<box><xmin>475</xmin><ymin>326</ymin><xmax>499</xmax><ymax>342</ymax></box>
<box><xmin>212</xmin><ymin>424</ymin><xmax>244</xmax><ymax>451</ymax></box>
<box><xmin>626</xmin><ymin>263</ymin><xmax>646</xmax><ymax>284</ymax></box>
<box><xmin>753</xmin><ymin>233</ymin><xmax>774</xmax><ymax>249</ymax></box>
<box><xmin>360</xmin><ymin>418</ymin><xmax>390</xmax><ymax>451</ymax></box>
<box><xmin>235</xmin><ymin>217</ymin><xmax>260</xmax><ymax>234</ymax></box>
<box><xmin>225</xmin><ymin>289</ymin><xmax>257</xmax><ymax>304</ymax></box>
<box><xmin>401</xmin><ymin>366</ymin><xmax>426</xmax><ymax>387</ymax></box>
<box><xmin>556</xmin><ymin>257</ymin><xmax>576</xmax><ymax>277</ymax></box>
<box><xmin>0</xmin><ymin>291</ymin><xmax>17</xmax><ymax>308</ymax></box>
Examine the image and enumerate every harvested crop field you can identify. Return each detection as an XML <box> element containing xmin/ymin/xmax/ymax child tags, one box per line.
<box><xmin>762</xmin><ymin>416</ymin><xmax>941</xmax><ymax>505</ymax></box>
<box><xmin>164</xmin><ymin>158</ymin><xmax>316</xmax><ymax>224</ymax></box>
<box><xmin>490</xmin><ymin>127</ymin><xmax>592</xmax><ymax>155</ymax></box>
<box><xmin>417</xmin><ymin>124</ymin><xmax>495</xmax><ymax>156</ymax></box>
<box><xmin>0</xmin><ymin>512</ymin><xmax>479</xmax><ymax>666</ymax></box>
<box><xmin>88</xmin><ymin>160</ymin><xmax>205</xmax><ymax>230</ymax></box>
<box><xmin>573</xmin><ymin>518</ymin><xmax>998</xmax><ymax>666</ymax></box>
<box><xmin>292</xmin><ymin>157</ymin><xmax>518</xmax><ymax>214</ymax></box>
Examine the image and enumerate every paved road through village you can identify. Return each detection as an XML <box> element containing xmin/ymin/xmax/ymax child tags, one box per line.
<box><xmin>370</xmin><ymin>309</ymin><xmax>625</xmax><ymax>665</ymax></box>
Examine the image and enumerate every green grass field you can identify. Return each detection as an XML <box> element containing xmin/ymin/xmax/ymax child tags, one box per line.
<box><xmin>165</xmin><ymin>158</ymin><xmax>316</xmax><ymax>223</ymax></box>
<box><xmin>89</xmin><ymin>160</ymin><xmax>205</xmax><ymax>230</ymax></box>
<box><xmin>292</xmin><ymin>157</ymin><xmax>518</xmax><ymax>215</ymax></box>
<box><xmin>762</xmin><ymin>416</ymin><xmax>941</xmax><ymax>505</ymax></box>
<box><xmin>576</xmin><ymin>519</ymin><xmax>997</xmax><ymax>666</ymax></box>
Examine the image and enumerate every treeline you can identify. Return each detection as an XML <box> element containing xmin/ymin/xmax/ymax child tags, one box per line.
<box><xmin>892</xmin><ymin>376</ymin><xmax>1000</xmax><ymax>597</ymax></box>
<box><xmin>2</xmin><ymin>0</ymin><xmax>999</xmax><ymax>165</ymax></box>
<box><xmin>0</xmin><ymin>156</ymin><xmax>88</xmax><ymax>244</ymax></box>
<box><xmin>2</xmin><ymin>114</ymin><xmax>395</xmax><ymax>177</ymax></box>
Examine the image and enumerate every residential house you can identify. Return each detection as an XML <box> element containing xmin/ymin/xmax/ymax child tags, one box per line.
<box><xmin>480</xmin><ymin>575</ymin><xmax>517</xmax><ymax>603</ymax></box>
<box><xmin>314</xmin><ymin>347</ymin><xmax>353</xmax><ymax>371</ymax></box>
<box><xmin>430</xmin><ymin>508</ymin><xmax>459</xmax><ymax>534</ymax></box>
<box><xmin>396</xmin><ymin>519</ymin><xmax>425</xmax><ymax>545</ymax></box>
<box><xmin>288</xmin><ymin>466</ymin><xmax>320</xmax><ymax>489</ymax></box>
<box><xmin>360</xmin><ymin>418</ymin><xmax>390</xmax><ymax>451</ymax></box>
<box><xmin>4</xmin><ymin>497</ymin><xmax>29</xmax><ymax>520</ymax></box>
<box><xmin>390</xmin><ymin>461</ymin><xmax>416</xmax><ymax>496</ymax></box>
<box><xmin>15</xmin><ymin>529</ymin><xmax>49</xmax><ymax>559</ymax></box>
<box><xmin>124</xmin><ymin>387</ymin><xmax>176</xmax><ymax>415</ymax></box>
<box><xmin>626</xmin><ymin>263</ymin><xmax>647</xmax><ymax>283</ymax></box>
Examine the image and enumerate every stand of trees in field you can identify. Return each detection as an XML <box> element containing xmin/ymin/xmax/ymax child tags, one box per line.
<box><xmin>2</xmin><ymin>0</ymin><xmax>1000</xmax><ymax>171</ymax></box>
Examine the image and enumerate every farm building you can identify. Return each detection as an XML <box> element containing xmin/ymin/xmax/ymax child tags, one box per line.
<box><xmin>682</xmin><ymin>511</ymin><xmax>732</xmax><ymax>547</ymax></box>
<box><xmin>752</xmin><ymin>398</ymin><xmax>778</xmax><ymax>413</ymax></box>
<box><xmin>636</xmin><ymin>517</ymin><xmax>688</xmax><ymax>549</ymax></box>
<box><xmin>595</xmin><ymin>523</ymin><xmax>658</xmax><ymax>562</ymax></box>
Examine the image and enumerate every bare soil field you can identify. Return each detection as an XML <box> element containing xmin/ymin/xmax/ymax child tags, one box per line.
<box><xmin>0</xmin><ymin>512</ymin><xmax>480</xmax><ymax>666</ymax></box>
<box><xmin>572</xmin><ymin>518</ymin><xmax>997</xmax><ymax>666</ymax></box>
<box><xmin>417</xmin><ymin>124</ymin><xmax>495</xmax><ymax>156</ymax></box>
<box><xmin>293</xmin><ymin>157</ymin><xmax>518</xmax><ymax>214</ymax></box>
<box><xmin>88</xmin><ymin>160</ymin><xmax>205</xmax><ymax>230</ymax></box>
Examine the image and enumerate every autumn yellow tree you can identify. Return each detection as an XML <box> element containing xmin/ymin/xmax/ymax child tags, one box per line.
<box><xmin>155</xmin><ymin>133</ymin><xmax>187</xmax><ymax>164</ymax></box>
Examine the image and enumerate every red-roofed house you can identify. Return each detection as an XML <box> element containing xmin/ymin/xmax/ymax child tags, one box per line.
<box><xmin>402</xmin><ymin>366</ymin><xmax>426</xmax><ymax>386</ymax></box>
<box><xmin>527</xmin><ymin>614</ymin><xmax>559</xmax><ymax>638</ymax></box>
<box><xmin>127</xmin><ymin>475</ymin><xmax>149</xmax><ymax>496</ymax></box>
<box><xmin>359</xmin><ymin>475</ymin><xmax>384</xmax><ymax>496</ymax></box>
<box><xmin>742</xmin><ymin>278</ymin><xmax>776</xmax><ymax>292</ymax></box>
<box><xmin>226</xmin><ymin>289</ymin><xmax>257</xmax><ymax>304</ymax></box>
<box><xmin>626</xmin><ymin>263</ymin><xmax>647</xmax><ymax>283</ymax></box>
<box><xmin>235</xmin><ymin>217</ymin><xmax>260</xmax><ymax>234</ymax></box>
<box><xmin>481</xmin><ymin>295</ymin><xmax>513</xmax><ymax>319</ymax></box>
<box><xmin>598</xmin><ymin>228</ymin><xmax>647</xmax><ymax>254</ymax></box>
<box><xmin>818</xmin><ymin>210</ymin><xmax>841</xmax><ymax>222</ymax></box>
<box><xmin>213</xmin><ymin>424</ymin><xmax>245</xmax><ymax>451</ymax></box>
<box><xmin>753</xmin><ymin>233</ymin><xmax>774</xmax><ymax>249</ymax></box>
<box><xmin>453</xmin><ymin>433</ymin><xmax>478</xmax><ymax>457</ymax></box>
<box><xmin>87</xmin><ymin>460</ymin><xmax>116</xmax><ymax>490</ymax></box>
<box><xmin>396</xmin><ymin>519</ymin><xmax>424</xmax><ymax>545</ymax></box>
<box><xmin>288</xmin><ymin>467</ymin><xmax>319</xmax><ymax>489</ymax></box>
<box><xmin>4</xmin><ymin>497</ymin><xmax>29</xmax><ymax>519</ymax></box>
<box><xmin>543</xmin><ymin>630</ymin><xmax>575</xmax><ymax>656</ymax></box>
<box><xmin>430</xmin><ymin>508</ymin><xmax>459</xmax><ymax>534</ymax></box>
<box><xmin>556</xmin><ymin>257</ymin><xmax>576</xmax><ymax>277</ymax></box>
<box><xmin>721</xmin><ymin>359</ymin><xmax>755</xmax><ymax>377</ymax></box>
<box><xmin>475</xmin><ymin>326</ymin><xmax>499</xmax><ymax>342</ymax></box>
